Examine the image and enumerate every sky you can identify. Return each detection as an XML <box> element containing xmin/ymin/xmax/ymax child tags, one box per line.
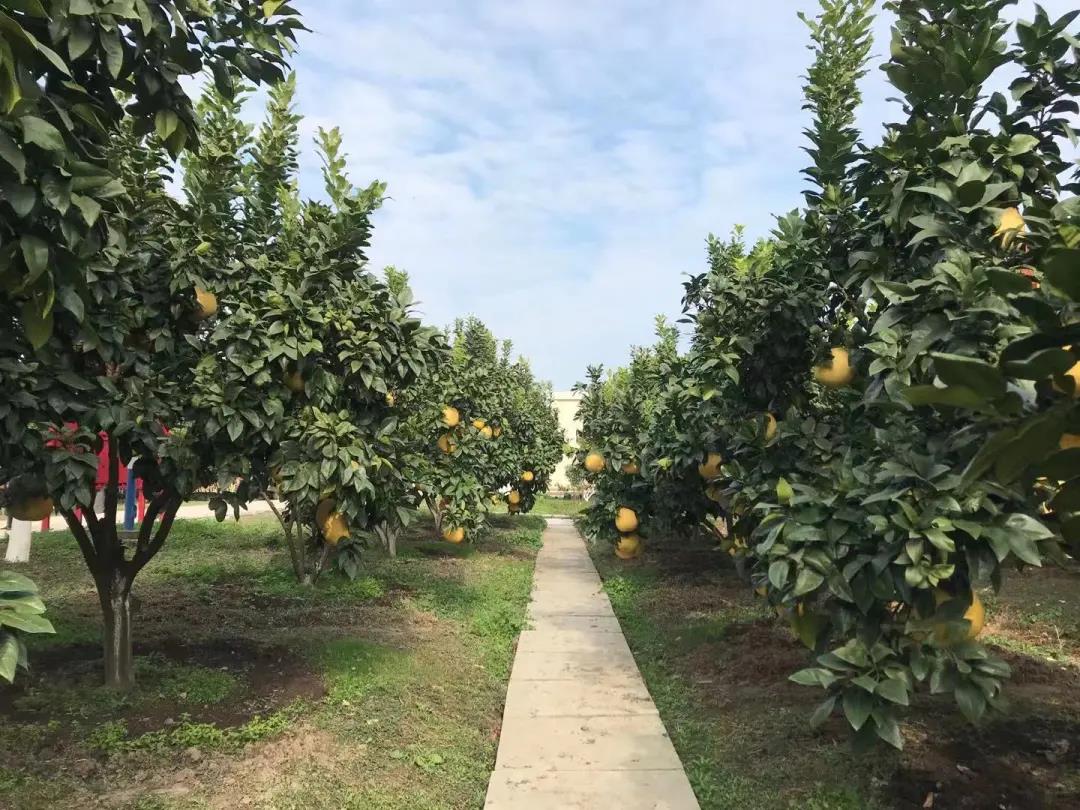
<box><xmin>272</xmin><ymin>0</ymin><xmax>1077</xmax><ymax>390</ymax></box>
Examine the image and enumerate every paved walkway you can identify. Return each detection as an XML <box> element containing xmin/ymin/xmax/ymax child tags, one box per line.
<box><xmin>485</xmin><ymin>518</ymin><xmax>699</xmax><ymax>810</ymax></box>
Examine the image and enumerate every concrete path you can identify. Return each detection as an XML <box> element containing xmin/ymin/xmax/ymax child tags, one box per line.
<box><xmin>485</xmin><ymin>517</ymin><xmax>700</xmax><ymax>810</ymax></box>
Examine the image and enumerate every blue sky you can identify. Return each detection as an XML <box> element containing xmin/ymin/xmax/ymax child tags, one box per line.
<box><xmin>276</xmin><ymin>0</ymin><xmax>1076</xmax><ymax>389</ymax></box>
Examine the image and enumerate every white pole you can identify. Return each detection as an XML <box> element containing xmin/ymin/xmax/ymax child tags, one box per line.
<box><xmin>4</xmin><ymin>520</ymin><xmax>32</xmax><ymax>563</ymax></box>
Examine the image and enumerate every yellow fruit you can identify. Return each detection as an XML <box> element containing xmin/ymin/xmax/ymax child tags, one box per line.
<box><xmin>442</xmin><ymin>406</ymin><xmax>460</xmax><ymax>428</ymax></box>
<box><xmin>813</xmin><ymin>347</ymin><xmax>854</xmax><ymax>389</ymax></box>
<box><xmin>284</xmin><ymin>370</ymin><xmax>305</xmax><ymax>393</ymax></box>
<box><xmin>754</xmin><ymin>585</ymin><xmax>767</xmax><ymax>597</ymax></box>
<box><xmin>584</xmin><ymin>452</ymin><xmax>605</xmax><ymax>473</ymax></box>
<box><xmin>493</xmin><ymin>426</ymin><xmax>503</xmax><ymax>437</ymax></box>
<box><xmin>614</xmin><ymin>506</ymin><xmax>639</xmax><ymax>533</ymax></box>
<box><xmin>932</xmin><ymin>591</ymin><xmax>985</xmax><ymax>644</ymax></box>
<box><xmin>321</xmin><ymin>512</ymin><xmax>349</xmax><ymax>546</ymax></box>
<box><xmin>697</xmin><ymin>452</ymin><xmax>723</xmax><ymax>480</ymax></box>
<box><xmin>442</xmin><ymin>526</ymin><xmax>465</xmax><ymax>544</ymax></box>
<box><xmin>194</xmin><ymin>287</ymin><xmax>218</xmax><ymax>320</ymax></box>
<box><xmin>437</xmin><ymin>433</ymin><xmax>457</xmax><ymax>454</ymax></box>
<box><xmin>615</xmin><ymin>534</ymin><xmax>642</xmax><ymax>560</ymax></box>
<box><xmin>1061</xmin><ymin>433</ymin><xmax>1080</xmax><ymax>450</ymax></box>
<box><xmin>776</xmin><ymin>477</ymin><xmax>794</xmax><ymax>504</ymax></box>
<box><xmin>507</xmin><ymin>490</ymin><xmax>522</xmax><ymax>505</ymax></box>
<box><xmin>994</xmin><ymin>207</ymin><xmax>1026</xmax><ymax>245</ymax></box>
<box><xmin>385</xmin><ymin>392</ymin><xmax>396</xmax><ymax>407</ymax></box>
<box><xmin>621</xmin><ymin>461</ymin><xmax>640</xmax><ymax>475</ymax></box>
<box><xmin>8</xmin><ymin>496</ymin><xmax>53</xmax><ymax>522</ymax></box>
<box><xmin>764</xmin><ymin>413</ymin><xmax>777</xmax><ymax>441</ymax></box>
<box><xmin>508</xmin><ymin>503</ymin><xmax>520</xmax><ymax>514</ymax></box>
<box><xmin>472</xmin><ymin>418</ymin><xmax>486</xmax><ymax>430</ymax></box>
<box><xmin>481</xmin><ymin>425</ymin><xmax>493</xmax><ymax>439</ymax></box>
<box><xmin>315</xmin><ymin>498</ymin><xmax>335</xmax><ymax>527</ymax></box>
<box><xmin>1059</xmin><ymin>359</ymin><xmax>1080</xmax><ymax>398</ymax></box>
<box><xmin>521</xmin><ymin>471</ymin><xmax>534</xmax><ymax>483</ymax></box>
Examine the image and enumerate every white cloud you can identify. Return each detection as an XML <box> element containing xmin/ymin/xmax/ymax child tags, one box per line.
<box><xmin>278</xmin><ymin>0</ymin><xmax>1078</xmax><ymax>387</ymax></box>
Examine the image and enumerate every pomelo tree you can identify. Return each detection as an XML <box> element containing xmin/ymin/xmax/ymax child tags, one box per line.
<box><xmin>574</xmin><ymin>319</ymin><xmax>685</xmax><ymax>557</ymax></box>
<box><xmin>175</xmin><ymin>81</ymin><xmax>447</xmax><ymax>582</ymax></box>
<box><xmin>0</xmin><ymin>3</ymin><xmax>302</xmax><ymax>688</ymax></box>
<box><xmin>404</xmin><ymin>317</ymin><xmax>563</xmax><ymax>542</ymax></box>
<box><xmin>577</xmin><ymin>0</ymin><xmax>1079</xmax><ymax>747</ymax></box>
<box><xmin>0</xmin><ymin>0</ymin><xmax>302</xmax><ymax>343</ymax></box>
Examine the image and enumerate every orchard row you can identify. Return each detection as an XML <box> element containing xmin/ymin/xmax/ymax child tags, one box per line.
<box><xmin>574</xmin><ymin>0</ymin><xmax>1080</xmax><ymax>749</ymax></box>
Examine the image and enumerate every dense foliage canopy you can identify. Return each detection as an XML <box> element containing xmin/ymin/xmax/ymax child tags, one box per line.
<box><xmin>576</xmin><ymin>0</ymin><xmax>1080</xmax><ymax>748</ymax></box>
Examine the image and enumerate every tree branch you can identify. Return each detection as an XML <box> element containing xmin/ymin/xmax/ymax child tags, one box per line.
<box><xmin>103</xmin><ymin>432</ymin><xmax>120</xmax><ymax>533</ymax></box>
<box><xmin>131</xmin><ymin>495</ymin><xmax>182</xmax><ymax>576</ymax></box>
<box><xmin>263</xmin><ymin>492</ymin><xmax>302</xmax><ymax>581</ymax></box>
<box><xmin>133</xmin><ymin>489</ymin><xmax>171</xmax><ymax>561</ymax></box>
<box><xmin>63</xmin><ymin>509</ymin><xmax>99</xmax><ymax>576</ymax></box>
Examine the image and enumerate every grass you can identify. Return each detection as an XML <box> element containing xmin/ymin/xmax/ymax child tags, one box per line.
<box><xmin>0</xmin><ymin>512</ymin><xmax>544</xmax><ymax>809</ymax></box>
<box><xmin>589</xmin><ymin>531</ymin><xmax>1080</xmax><ymax>810</ymax></box>
<box><xmin>530</xmin><ymin>493</ymin><xmax>588</xmax><ymax>516</ymax></box>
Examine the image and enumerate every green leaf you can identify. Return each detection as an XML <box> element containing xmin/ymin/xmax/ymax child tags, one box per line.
<box><xmin>789</xmin><ymin>667</ymin><xmax>836</xmax><ymax>688</ymax></box>
<box><xmin>155</xmin><ymin>109</ymin><xmax>179</xmax><ymax>140</ymax></box>
<box><xmin>0</xmin><ymin>612</ymin><xmax>53</xmax><ymax>634</ymax></box>
<box><xmin>1007</xmin><ymin>134</ymin><xmax>1040</xmax><ymax>156</ymax></box>
<box><xmin>68</xmin><ymin>20</ymin><xmax>94</xmax><ymax>59</ymax></box>
<box><xmin>843</xmin><ymin>688</ymin><xmax>873</xmax><ymax>731</ymax></box>
<box><xmin>954</xmin><ymin>682</ymin><xmax>987</xmax><ymax>723</ymax></box>
<box><xmin>903</xmin><ymin>385</ymin><xmax>991</xmax><ymax>411</ymax></box>
<box><xmin>0</xmin><ymin>632</ymin><xmax>20</xmax><ymax>683</ymax></box>
<box><xmin>985</xmin><ymin>268</ymin><xmax>1035</xmax><ymax>295</ymax></box>
<box><xmin>20</xmin><ymin>235</ymin><xmax>49</xmax><ymax>283</ymax></box>
<box><xmin>0</xmin><ymin>129</ymin><xmax>26</xmax><ymax>179</ymax></box>
<box><xmin>20</xmin><ymin>116</ymin><xmax>65</xmax><ymax>151</ymax></box>
<box><xmin>100</xmin><ymin>27</ymin><xmax>124</xmax><ymax>77</ymax></box>
<box><xmin>57</xmin><ymin>285</ymin><xmax>85</xmax><ymax>321</ymax></box>
<box><xmin>1002</xmin><ymin>516</ymin><xmax>1048</xmax><ymax>566</ymax></box>
<box><xmin>931</xmin><ymin>353</ymin><xmax>1006</xmax><ymax>399</ymax></box>
<box><xmin>793</xmin><ymin>567</ymin><xmax>824</xmax><ymax>597</ymax></box>
<box><xmin>808</xmin><ymin>695</ymin><xmax>836</xmax><ymax>729</ymax></box>
<box><xmin>1</xmin><ymin>182</ymin><xmax>36</xmax><ymax>217</ymax></box>
<box><xmin>1036</xmin><ymin>448</ymin><xmax>1080</xmax><ymax>480</ymax></box>
<box><xmin>874</xmin><ymin>714</ymin><xmax>904</xmax><ymax>749</ymax></box>
<box><xmin>0</xmin><ymin>572</ymin><xmax>37</xmax><ymax>593</ymax></box>
<box><xmin>1002</xmin><ymin>347</ymin><xmax>1074</xmax><ymax>380</ymax></box>
<box><xmin>21</xmin><ymin>296</ymin><xmax>53</xmax><ymax>348</ymax></box>
<box><xmin>876</xmin><ymin>678</ymin><xmax>910</xmax><ymax>706</ymax></box>
<box><xmin>1044</xmin><ymin>249</ymin><xmax>1080</xmax><ymax>300</ymax></box>
<box><xmin>768</xmin><ymin>560</ymin><xmax>789</xmax><ymax>589</ymax></box>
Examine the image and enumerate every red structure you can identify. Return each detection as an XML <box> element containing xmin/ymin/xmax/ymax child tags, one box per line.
<box><xmin>38</xmin><ymin>428</ymin><xmax>144</xmax><ymax>530</ymax></box>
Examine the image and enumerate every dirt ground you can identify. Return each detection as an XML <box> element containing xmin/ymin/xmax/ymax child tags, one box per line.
<box><xmin>0</xmin><ymin>514</ymin><xmax>543</xmax><ymax>810</ymax></box>
<box><xmin>591</xmin><ymin>530</ymin><xmax>1080</xmax><ymax>810</ymax></box>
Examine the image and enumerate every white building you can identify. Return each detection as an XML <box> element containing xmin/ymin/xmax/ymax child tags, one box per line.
<box><xmin>549</xmin><ymin>390</ymin><xmax>584</xmax><ymax>492</ymax></box>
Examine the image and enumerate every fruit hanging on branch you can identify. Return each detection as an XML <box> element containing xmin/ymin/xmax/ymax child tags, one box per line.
<box><xmin>614</xmin><ymin>506</ymin><xmax>639</xmax><ymax>533</ymax></box>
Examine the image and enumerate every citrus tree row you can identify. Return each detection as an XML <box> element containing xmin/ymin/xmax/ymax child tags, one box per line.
<box><xmin>575</xmin><ymin>0</ymin><xmax>1080</xmax><ymax>749</ymax></box>
<box><xmin>402</xmin><ymin>317</ymin><xmax>565</xmax><ymax>545</ymax></box>
<box><xmin>0</xmin><ymin>5</ymin><xmax>564</xmax><ymax>687</ymax></box>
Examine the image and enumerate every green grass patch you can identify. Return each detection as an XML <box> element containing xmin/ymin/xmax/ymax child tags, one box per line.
<box><xmin>591</xmin><ymin>538</ymin><xmax>885</xmax><ymax>810</ymax></box>
<box><xmin>87</xmin><ymin>707</ymin><xmax>299</xmax><ymax>755</ymax></box>
<box><xmin>2</xmin><ymin>512</ymin><xmax>542</xmax><ymax>809</ymax></box>
<box><xmin>530</xmin><ymin>494</ymin><xmax>588</xmax><ymax>516</ymax></box>
<box><xmin>153</xmin><ymin>662</ymin><xmax>238</xmax><ymax>705</ymax></box>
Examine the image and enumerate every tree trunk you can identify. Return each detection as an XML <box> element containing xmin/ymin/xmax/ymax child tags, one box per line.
<box><xmin>98</xmin><ymin>572</ymin><xmax>134</xmax><ymax>689</ymax></box>
<box><xmin>375</xmin><ymin>522</ymin><xmax>397</xmax><ymax>557</ymax></box>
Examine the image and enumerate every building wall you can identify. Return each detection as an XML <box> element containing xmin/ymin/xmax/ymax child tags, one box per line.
<box><xmin>549</xmin><ymin>391</ymin><xmax>584</xmax><ymax>492</ymax></box>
